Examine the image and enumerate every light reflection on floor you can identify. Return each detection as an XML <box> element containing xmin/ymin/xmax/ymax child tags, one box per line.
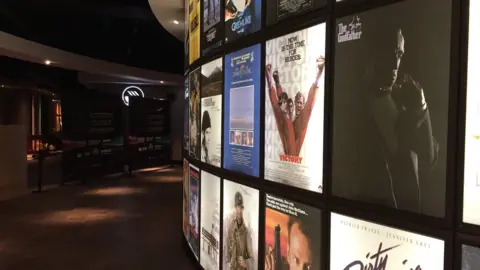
<box><xmin>84</xmin><ymin>186</ymin><xmax>146</xmax><ymax>196</ymax></box>
<box><xmin>23</xmin><ymin>208</ymin><xmax>133</xmax><ymax>225</ymax></box>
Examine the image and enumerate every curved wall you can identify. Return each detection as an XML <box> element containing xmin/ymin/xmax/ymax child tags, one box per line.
<box><xmin>182</xmin><ymin>0</ymin><xmax>478</xmax><ymax>269</ymax></box>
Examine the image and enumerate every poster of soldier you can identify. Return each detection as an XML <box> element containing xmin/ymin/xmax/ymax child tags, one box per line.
<box><xmin>222</xmin><ymin>180</ymin><xmax>259</xmax><ymax>270</ymax></box>
<box><xmin>200</xmin><ymin>170</ymin><xmax>221</xmax><ymax>270</ymax></box>
<box><xmin>264</xmin><ymin>194</ymin><xmax>322</xmax><ymax>270</ymax></box>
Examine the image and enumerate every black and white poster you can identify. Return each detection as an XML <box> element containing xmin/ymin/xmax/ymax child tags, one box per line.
<box><xmin>463</xmin><ymin>0</ymin><xmax>480</xmax><ymax>226</ymax></box>
<box><xmin>462</xmin><ymin>245</ymin><xmax>480</xmax><ymax>270</ymax></box>
<box><xmin>200</xmin><ymin>170</ymin><xmax>221</xmax><ymax>270</ymax></box>
<box><xmin>203</xmin><ymin>0</ymin><xmax>222</xmax><ymax>51</ymax></box>
<box><xmin>332</xmin><ymin>0</ymin><xmax>451</xmax><ymax>217</ymax></box>
<box><xmin>330</xmin><ymin>213</ymin><xmax>445</xmax><ymax>269</ymax></box>
<box><xmin>201</xmin><ymin>58</ymin><xmax>223</xmax><ymax>167</ymax></box>
<box><xmin>265</xmin><ymin>23</ymin><xmax>326</xmax><ymax>193</ymax></box>
<box><xmin>189</xmin><ymin>164</ymin><xmax>201</xmax><ymax>260</ymax></box>
<box><xmin>266</xmin><ymin>0</ymin><xmax>326</xmax><ymax>26</ymax></box>
<box><xmin>222</xmin><ymin>180</ymin><xmax>259</xmax><ymax>270</ymax></box>
<box><xmin>190</xmin><ymin>68</ymin><xmax>201</xmax><ymax>159</ymax></box>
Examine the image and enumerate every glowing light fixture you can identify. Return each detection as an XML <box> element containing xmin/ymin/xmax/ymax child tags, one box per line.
<box><xmin>44</xmin><ymin>60</ymin><xmax>51</xmax><ymax>65</ymax></box>
<box><xmin>173</xmin><ymin>20</ymin><xmax>179</xmax><ymax>24</ymax></box>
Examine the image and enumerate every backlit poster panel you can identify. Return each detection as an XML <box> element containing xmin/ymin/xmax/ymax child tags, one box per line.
<box><xmin>463</xmin><ymin>0</ymin><xmax>480</xmax><ymax>226</ymax></box>
<box><xmin>225</xmin><ymin>0</ymin><xmax>262</xmax><ymax>43</ymax></box>
<box><xmin>332</xmin><ymin>0</ymin><xmax>451</xmax><ymax>217</ymax></box>
<box><xmin>266</xmin><ymin>0</ymin><xmax>326</xmax><ymax>26</ymax></box>
<box><xmin>265</xmin><ymin>23</ymin><xmax>326</xmax><ymax>193</ymax></box>
<box><xmin>203</xmin><ymin>0</ymin><xmax>222</xmax><ymax>50</ymax></box>
<box><xmin>462</xmin><ymin>245</ymin><xmax>480</xmax><ymax>270</ymax></box>
<box><xmin>183</xmin><ymin>159</ymin><xmax>190</xmax><ymax>239</ymax></box>
<box><xmin>184</xmin><ymin>76</ymin><xmax>190</xmax><ymax>150</ymax></box>
<box><xmin>189</xmin><ymin>164</ymin><xmax>200</xmax><ymax>260</ymax></box>
<box><xmin>330</xmin><ymin>213</ymin><xmax>445</xmax><ymax>269</ymax></box>
<box><xmin>190</xmin><ymin>68</ymin><xmax>201</xmax><ymax>159</ymax></box>
<box><xmin>201</xmin><ymin>58</ymin><xmax>223</xmax><ymax>167</ymax></box>
<box><xmin>185</xmin><ymin>0</ymin><xmax>189</xmax><ymax>66</ymax></box>
<box><xmin>223</xmin><ymin>44</ymin><xmax>261</xmax><ymax>177</ymax></box>
<box><xmin>265</xmin><ymin>194</ymin><xmax>321</xmax><ymax>270</ymax></box>
<box><xmin>223</xmin><ymin>180</ymin><xmax>259</xmax><ymax>270</ymax></box>
<box><xmin>200</xmin><ymin>171</ymin><xmax>221</xmax><ymax>270</ymax></box>
<box><xmin>189</xmin><ymin>0</ymin><xmax>201</xmax><ymax>64</ymax></box>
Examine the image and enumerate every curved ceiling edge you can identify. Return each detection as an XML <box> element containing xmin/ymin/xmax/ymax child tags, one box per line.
<box><xmin>148</xmin><ymin>0</ymin><xmax>184</xmax><ymax>41</ymax></box>
<box><xmin>0</xmin><ymin>31</ymin><xmax>183</xmax><ymax>86</ymax></box>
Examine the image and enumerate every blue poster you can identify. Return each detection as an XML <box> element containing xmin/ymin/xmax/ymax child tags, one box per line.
<box><xmin>223</xmin><ymin>44</ymin><xmax>261</xmax><ymax>177</ymax></box>
<box><xmin>225</xmin><ymin>0</ymin><xmax>262</xmax><ymax>43</ymax></box>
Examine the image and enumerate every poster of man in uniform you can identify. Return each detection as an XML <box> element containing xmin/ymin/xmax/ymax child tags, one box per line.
<box><xmin>265</xmin><ymin>23</ymin><xmax>326</xmax><ymax>193</ymax></box>
<box><xmin>223</xmin><ymin>180</ymin><xmax>259</xmax><ymax>270</ymax></box>
<box><xmin>332</xmin><ymin>0</ymin><xmax>451</xmax><ymax>217</ymax></box>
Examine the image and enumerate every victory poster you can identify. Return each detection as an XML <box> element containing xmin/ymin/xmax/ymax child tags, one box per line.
<box><xmin>265</xmin><ymin>23</ymin><xmax>326</xmax><ymax>193</ymax></box>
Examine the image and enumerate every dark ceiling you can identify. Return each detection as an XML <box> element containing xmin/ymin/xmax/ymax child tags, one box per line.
<box><xmin>0</xmin><ymin>0</ymin><xmax>183</xmax><ymax>74</ymax></box>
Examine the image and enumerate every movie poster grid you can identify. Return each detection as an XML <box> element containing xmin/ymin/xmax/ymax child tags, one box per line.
<box><xmin>332</xmin><ymin>0</ymin><xmax>451</xmax><ymax>217</ymax></box>
<box><xmin>265</xmin><ymin>194</ymin><xmax>322</xmax><ymax>270</ymax></box>
<box><xmin>189</xmin><ymin>0</ymin><xmax>201</xmax><ymax>64</ymax></box>
<box><xmin>184</xmin><ymin>76</ymin><xmax>190</xmax><ymax>151</ymax></box>
<box><xmin>201</xmin><ymin>58</ymin><xmax>223</xmax><ymax>167</ymax></box>
<box><xmin>266</xmin><ymin>0</ymin><xmax>326</xmax><ymax>26</ymax></box>
<box><xmin>265</xmin><ymin>23</ymin><xmax>326</xmax><ymax>193</ymax></box>
<box><xmin>330</xmin><ymin>213</ymin><xmax>445</xmax><ymax>269</ymax></box>
<box><xmin>203</xmin><ymin>0</ymin><xmax>222</xmax><ymax>50</ymax></box>
<box><xmin>183</xmin><ymin>159</ymin><xmax>190</xmax><ymax>239</ymax></box>
<box><xmin>189</xmin><ymin>164</ymin><xmax>200</xmax><ymax>260</ymax></box>
<box><xmin>463</xmin><ymin>0</ymin><xmax>480</xmax><ymax>226</ymax></box>
<box><xmin>223</xmin><ymin>44</ymin><xmax>261</xmax><ymax>177</ymax></box>
<box><xmin>190</xmin><ymin>68</ymin><xmax>201</xmax><ymax>159</ymax></box>
<box><xmin>222</xmin><ymin>180</ymin><xmax>259</xmax><ymax>270</ymax></box>
<box><xmin>224</xmin><ymin>0</ymin><xmax>262</xmax><ymax>43</ymax></box>
<box><xmin>462</xmin><ymin>245</ymin><xmax>480</xmax><ymax>270</ymax></box>
<box><xmin>200</xmin><ymin>171</ymin><xmax>221</xmax><ymax>270</ymax></box>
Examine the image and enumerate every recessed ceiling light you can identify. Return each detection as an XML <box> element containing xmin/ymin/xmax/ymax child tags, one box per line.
<box><xmin>160</xmin><ymin>81</ymin><xmax>164</xmax><ymax>84</ymax></box>
<box><xmin>173</xmin><ymin>20</ymin><xmax>179</xmax><ymax>24</ymax></box>
<box><xmin>44</xmin><ymin>60</ymin><xmax>51</xmax><ymax>65</ymax></box>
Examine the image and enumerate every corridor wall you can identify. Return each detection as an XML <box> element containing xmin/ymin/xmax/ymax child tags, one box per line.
<box><xmin>182</xmin><ymin>0</ymin><xmax>477</xmax><ymax>269</ymax></box>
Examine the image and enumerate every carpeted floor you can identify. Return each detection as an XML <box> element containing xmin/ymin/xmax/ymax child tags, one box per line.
<box><xmin>0</xmin><ymin>166</ymin><xmax>198</xmax><ymax>270</ymax></box>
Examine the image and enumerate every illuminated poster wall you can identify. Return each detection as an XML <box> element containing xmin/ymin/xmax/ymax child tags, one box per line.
<box><xmin>183</xmin><ymin>159</ymin><xmax>190</xmax><ymax>239</ymax></box>
<box><xmin>184</xmin><ymin>77</ymin><xmax>190</xmax><ymax>151</ymax></box>
<box><xmin>265</xmin><ymin>194</ymin><xmax>321</xmax><ymax>270</ymax></box>
<box><xmin>266</xmin><ymin>0</ymin><xmax>326</xmax><ymax>26</ymax></box>
<box><xmin>189</xmin><ymin>164</ymin><xmax>200</xmax><ymax>260</ymax></box>
<box><xmin>189</xmin><ymin>0</ymin><xmax>201</xmax><ymax>64</ymax></box>
<box><xmin>201</xmin><ymin>58</ymin><xmax>223</xmax><ymax>167</ymax></box>
<box><xmin>222</xmin><ymin>180</ymin><xmax>259</xmax><ymax>270</ymax></box>
<box><xmin>330</xmin><ymin>213</ymin><xmax>445</xmax><ymax>269</ymax></box>
<box><xmin>462</xmin><ymin>245</ymin><xmax>480</xmax><ymax>270</ymax></box>
<box><xmin>225</xmin><ymin>0</ymin><xmax>262</xmax><ymax>43</ymax></box>
<box><xmin>332</xmin><ymin>0</ymin><xmax>451</xmax><ymax>217</ymax></box>
<box><xmin>265</xmin><ymin>23</ymin><xmax>326</xmax><ymax>193</ymax></box>
<box><xmin>189</xmin><ymin>68</ymin><xmax>201</xmax><ymax>159</ymax></box>
<box><xmin>463</xmin><ymin>0</ymin><xmax>480</xmax><ymax>226</ymax></box>
<box><xmin>200</xmin><ymin>171</ymin><xmax>220</xmax><ymax>270</ymax></box>
<box><xmin>223</xmin><ymin>44</ymin><xmax>261</xmax><ymax>177</ymax></box>
<box><xmin>203</xmin><ymin>0</ymin><xmax>222</xmax><ymax>50</ymax></box>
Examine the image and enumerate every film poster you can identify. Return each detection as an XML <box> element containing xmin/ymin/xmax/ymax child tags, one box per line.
<box><xmin>462</xmin><ymin>245</ymin><xmax>480</xmax><ymax>270</ymax></box>
<box><xmin>184</xmin><ymin>76</ymin><xmax>190</xmax><ymax>151</ymax></box>
<box><xmin>190</xmin><ymin>68</ymin><xmax>201</xmax><ymax>159</ymax></box>
<box><xmin>330</xmin><ymin>213</ymin><xmax>445</xmax><ymax>270</ymax></box>
<box><xmin>200</xmin><ymin>170</ymin><xmax>221</xmax><ymax>270</ymax></box>
<box><xmin>189</xmin><ymin>0</ymin><xmax>201</xmax><ymax>64</ymax></box>
<box><xmin>203</xmin><ymin>0</ymin><xmax>222</xmax><ymax>50</ymax></box>
<box><xmin>189</xmin><ymin>164</ymin><xmax>200</xmax><ymax>259</ymax></box>
<box><xmin>225</xmin><ymin>0</ymin><xmax>262</xmax><ymax>43</ymax></box>
<box><xmin>201</xmin><ymin>58</ymin><xmax>223</xmax><ymax>167</ymax></box>
<box><xmin>183</xmin><ymin>159</ymin><xmax>190</xmax><ymax>239</ymax></box>
<box><xmin>222</xmin><ymin>180</ymin><xmax>259</xmax><ymax>270</ymax></box>
<box><xmin>265</xmin><ymin>194</ymin><xmax>322</xmax><ymax>270</ymax></box>
<box><xmin>265</xmin><ymin>23</ymin><xmax>326</xmax><ymax>193</ymax></box>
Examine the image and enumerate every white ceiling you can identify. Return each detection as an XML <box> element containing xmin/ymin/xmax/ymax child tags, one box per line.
<box><xmin>148</xmin><ymin>0</ymin><xmax>185</xmax><ymax>41</ymax></box>
<box><xmin>0</xmin><ymin>31</ymin><xmax>183</xmax><ymax>86</ymax></box>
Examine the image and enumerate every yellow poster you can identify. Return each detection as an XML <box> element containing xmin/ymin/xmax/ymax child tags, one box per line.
<box><xmin>189</xmin><ymin>0</ymin><xmax>200</xmax><ymax>64</ymax></box>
